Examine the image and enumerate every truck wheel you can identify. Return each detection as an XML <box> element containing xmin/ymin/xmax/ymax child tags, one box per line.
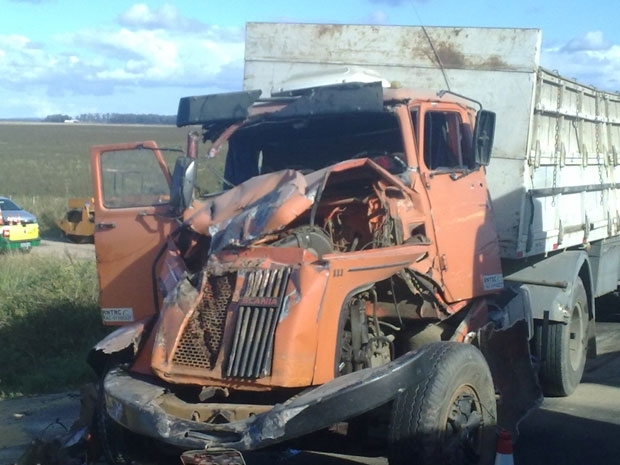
<box><xmin>387</xmin><ymin>342</ymin><xmax>497</xmax><ymax>465</ymax></box>
<box><xmin>535</xmin><ymin>277</ymin><xmax>588</xmax><ymax>397</ymax></box>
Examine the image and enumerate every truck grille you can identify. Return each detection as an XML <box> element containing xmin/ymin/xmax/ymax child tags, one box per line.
<box><xmin>225</xmin><ymin>267</ymin><xmax>291</xmax><ymax>379</ymax></box>
<box><xmin>172</xmin><ymin>273</ymin><xmax>235</xmax><ymax>369</ymax></box>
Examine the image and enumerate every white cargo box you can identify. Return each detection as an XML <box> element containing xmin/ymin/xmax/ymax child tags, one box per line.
<box><xmin>244</xmin><ymin>22</ymin><xmax>620</xmax><ymax>259</ymax></box>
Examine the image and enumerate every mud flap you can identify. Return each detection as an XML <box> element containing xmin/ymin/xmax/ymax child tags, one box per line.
<box><xmin>477</xmin><ymin>319</ymin><xmax>543</xmax><ymax>438</ymax></box>
<box><xmin>587</xmin><ymin>314</ymin><xmax>597</xmax><ymax>358</ymax></box>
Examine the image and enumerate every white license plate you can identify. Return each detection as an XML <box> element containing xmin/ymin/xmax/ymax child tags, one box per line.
<box><xmin>20</xmin><ymin>242</ymin><xmax>31</xmax><ymax>249</ymax></box>
<box><xmin>101</xmin><ymin>307</ymin><xmax>134</xmax><ymax>323</ymax></box>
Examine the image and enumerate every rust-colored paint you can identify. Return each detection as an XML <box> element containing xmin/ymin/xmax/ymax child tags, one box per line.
<box><xmin>413</xmin><ymin>103</ymin><xmax>503</xmax><ymax>302</ymax></box>
<box><xmin>184</xmin><ymin>169</ymin><xmax>314</xmax><ymax>252</ymax></box>
<box><xmin>312</xmin><ymin>244</ymin><xmax>432</xmax><ymax>384</ymax></box>
<box><xmin>148</xmin><ymin>247</ymin><xmax>327</xmax><ymax>388</ymax></box>
<box><xmin>93</xmin><ymin>87</ymin><xmax>502</xmax><ymax>394</ymax></box>
<box><xmin>91</xmin><ymin>141</ymin><xmax>174</xmax><ymax>325</ymax></box>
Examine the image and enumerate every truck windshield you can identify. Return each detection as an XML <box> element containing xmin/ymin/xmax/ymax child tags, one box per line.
<box><xmin>223</xmin><ymin>111</ymin><xmax>404</xmax><ymax>187</ymax></box>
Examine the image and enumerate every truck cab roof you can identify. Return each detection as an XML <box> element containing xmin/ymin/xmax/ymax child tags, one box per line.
<box><xmin>176</xmin><ymin>80</ymin><xmax>475</xmax><ymax>134</ymax></box>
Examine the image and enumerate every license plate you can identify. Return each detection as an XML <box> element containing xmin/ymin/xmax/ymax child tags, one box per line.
<box><xmin>20</xmin><ymin>242</ymin><xmax>31</xmax><ymax>249</ymax></box>
<box><xmin>181</xmin><ymin>449</ymin><xmax>246</xmax><ymax>465</ymax></box>
<box><xmin>101</xmin><ymin>307</ymin><xmax>134</xmax><ymax>323</ymax></box>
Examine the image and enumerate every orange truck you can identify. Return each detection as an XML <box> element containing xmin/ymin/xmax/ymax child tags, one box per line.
<box><xmin>87</xmin><ymin>24</ymin><xmax>620</xmax><ymax>465</ymax></box>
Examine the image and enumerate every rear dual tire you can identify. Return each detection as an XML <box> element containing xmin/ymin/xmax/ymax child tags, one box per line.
<box><xmin>534</xmin><ymin>277</ymin><xmax>588</xmax><ymax>397</ymax></box>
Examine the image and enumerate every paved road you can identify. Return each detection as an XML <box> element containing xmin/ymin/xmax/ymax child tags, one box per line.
<box><xmin>514</xmin><ymin>298</ymin><xmax>620</xmax><ymax>465</ymax></box>
<box><xmin>2</xmin><ymin>298</ymin><xmax>620</xmax><ymax>465</ymax></box>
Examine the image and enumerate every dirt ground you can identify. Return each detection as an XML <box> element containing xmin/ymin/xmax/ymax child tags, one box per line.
<box><xmin>0</xmin><ymin>391</ymin><xmax>82</xmax><ymax>464</ymax></box>
<box><xmin>32</xmin><ymin>239</ymin><xmax>95</xmax><ymax>260</ymax></box>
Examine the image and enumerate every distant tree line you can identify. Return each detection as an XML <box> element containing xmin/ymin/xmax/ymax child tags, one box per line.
<box><xmin>42</xmin><ymin>113</ymin><xmax>176</xmax><ymax>125</ymax></box>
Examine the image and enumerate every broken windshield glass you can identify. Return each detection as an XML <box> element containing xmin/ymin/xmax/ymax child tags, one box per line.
<box><xmin>222</xmin><ymin>112</ymin><xmax>405</xmax><ymax>187</ymax></box>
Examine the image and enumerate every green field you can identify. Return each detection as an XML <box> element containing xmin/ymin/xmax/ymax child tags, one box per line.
<box><xmin>0</xmin><ymin>122</ymin><xmax>227</xmax><ymax>396</ymax></box>
<box><xmin>0</xmin><ymin>122</ymin><xmax>225</xmax><ymax>236</ymax></box>
<box><xmin>0</xmin><ymin>253</ymin><xmax>105</xmax><ymax>397</ymax></box>
<box><xmin>0</xmin><ymin>123</ymin><xmax>185</xmax><ymax>235</ymax></box>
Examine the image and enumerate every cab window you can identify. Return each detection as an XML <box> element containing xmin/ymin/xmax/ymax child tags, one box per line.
<box><xmin>421</xmin><ymin>111</ymin><xmax>474</xmax><ymax>170</ymax></box>
<box><xmin>100</xmin><ymin>148</ymin><xmax>170</xmax><ymax>208</ymax></box>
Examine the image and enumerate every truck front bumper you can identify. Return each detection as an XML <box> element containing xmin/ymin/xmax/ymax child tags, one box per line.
<box><xmin>103</xmin><ymin>347</ymin><xmax>431</xmax><ymax>451</ymax></box>
<box><xmin>103</xmin><ymin>320</ymin><xmax>541</xmax><ymax>451</ymax></box>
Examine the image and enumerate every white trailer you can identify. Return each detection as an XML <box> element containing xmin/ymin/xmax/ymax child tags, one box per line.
<box><xmin>243</xmin><ymin>22</ymin><xmax>620</xmax><ymax>395</ymax></box>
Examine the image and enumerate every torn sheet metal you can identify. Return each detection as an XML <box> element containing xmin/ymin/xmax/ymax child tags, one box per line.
<box><xmin>101</xmin><ymin>345</ymin><xmax>446</xmax><ymax>451</ymax></box>
<box><xmin>184</xmin><ymin>169</ymin><xmax>319</xmax><ymax>254</ymax></box>
<box><xmin>87</xmin><ymin>318</ymin><xmax>152</xmax><ymax>375</ymax></box>
<box><xmin>183</xmin><ymin>156</ymin><xmax>414</xmax><ymax>256</ymax></box>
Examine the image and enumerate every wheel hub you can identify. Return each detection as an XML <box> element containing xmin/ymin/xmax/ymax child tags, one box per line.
<box><xmin>443</xmin><ymin>385</ymin><xmax>483</xmax><ymax>463</ymax></box>
<box><xmin>568</xmin><ymin>303</ymin><xmax>585</xmax><ymax>371</ymax></box>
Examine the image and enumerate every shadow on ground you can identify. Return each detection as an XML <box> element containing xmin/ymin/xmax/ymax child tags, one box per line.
<box><xmin>516</xmin><ymin>408</ymin><xmax>620</xmax><ymax>465</ymax></box>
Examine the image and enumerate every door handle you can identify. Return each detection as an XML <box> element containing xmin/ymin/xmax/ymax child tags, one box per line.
<box><xmin>96</xmin><ymin>222</ymin><xmax>117</xmax><ymax>231</ymax></box>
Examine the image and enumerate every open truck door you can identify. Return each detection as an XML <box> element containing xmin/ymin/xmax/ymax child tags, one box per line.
<box><xmin>90</xmin><ymin>141</ymin><xmax>175</xmax><ymax>325</ymax></box>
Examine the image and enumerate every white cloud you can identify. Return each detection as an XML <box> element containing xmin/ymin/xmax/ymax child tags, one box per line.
<box><xmin>366</xmin><ymin>10</ymin><xmax>389</xmax><ymax>24</ymax></box>
<box><xmin>84</xmin><ymin>28</ymin><xmax>182</xmax><ymax>80</ymax></box>
<box><xmin>118</xmin><ymin>3</ymin><xmax>205</xmax><ymax>33</ymax></box>
<box><xmin>562</xmin><ymin>31</ymin><xmax>611</xmax><ymax>53</ymax></box>
<box><xmin>542</xmin><ymin>31</ymin><xmax>620</xmax><ymax>92</ymax></box>
<box><xmin>70</xmin><ymin>26</ymin><xmax>244</xmax><ymax>87</ymax></box>
<box><xmin>0</xmin><ymin>4</ymin><xmax>245</xmax><ymax>118</ymax></box>
<box><xmin>0</xmin><ymin>34</ymin><xmax>65</xmax><ymax>83</ymax></box>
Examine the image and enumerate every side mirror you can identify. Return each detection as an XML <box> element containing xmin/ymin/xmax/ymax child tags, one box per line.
<box><xmin>169</xmin><ymin>156</ymin><xmax>196</xmax><ymax>215</ymax></box>
<box><xmin>473</xmin><ymin>110</ymin><xmax>496</xmax><ymax>166</ymax></box>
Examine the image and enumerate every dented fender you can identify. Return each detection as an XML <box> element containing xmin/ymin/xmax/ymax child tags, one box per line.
<box><xmin>88</xmin><ymin>317</ymin><xmax>153</xmax><ymax>376</ymax></box>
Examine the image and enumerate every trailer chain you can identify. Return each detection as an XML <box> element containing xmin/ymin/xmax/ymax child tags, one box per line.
<box><xmin>595</xmin><ymin>97</ymin><xmax>605</xmax><ymax>206</ymax></box>
<box><xmin>552</xmin><ymin>86</ymin><xmax>562</xmax><ymax>206</ymax></box>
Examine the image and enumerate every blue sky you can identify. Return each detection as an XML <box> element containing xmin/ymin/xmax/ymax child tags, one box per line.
<box><xmin>0</xmin><ymin>0</ymin><xmax>618</xmax><ymax>119</ymax></box>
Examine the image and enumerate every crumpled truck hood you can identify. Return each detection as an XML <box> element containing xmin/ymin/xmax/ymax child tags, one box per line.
<box><xmin>182</xmin><ymin>165</ymin><xmax>334</xmax><ymax>254</ymax></box>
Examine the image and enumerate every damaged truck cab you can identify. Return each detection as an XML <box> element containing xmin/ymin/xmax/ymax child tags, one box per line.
<box><xmin>89</xmin><ymin>79</ymin><xmax>539</xmax><ymax>464</ymax></box>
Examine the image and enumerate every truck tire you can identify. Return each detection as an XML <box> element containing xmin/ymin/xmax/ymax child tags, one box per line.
<box><xmin>534</xmin><ymin>277</ymin><xmax>588</xmax><ymax>397</ymax></box>
<box><xmin>387</xmin><ymin>342</ymin><xmax>497</xmax><ymax>465</ymax></box>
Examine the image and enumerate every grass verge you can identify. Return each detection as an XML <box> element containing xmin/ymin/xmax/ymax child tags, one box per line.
<box><xmin>0</xmin><ymin>253</ymin><xmax>109</xmax><ymax>398</ymax></box>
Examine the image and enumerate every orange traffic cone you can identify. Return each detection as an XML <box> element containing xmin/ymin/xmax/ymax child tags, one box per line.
<box><xmin>495</xmin><ymin>430</ymin><xmax>514</xmax><ymax>465</ymax></box>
